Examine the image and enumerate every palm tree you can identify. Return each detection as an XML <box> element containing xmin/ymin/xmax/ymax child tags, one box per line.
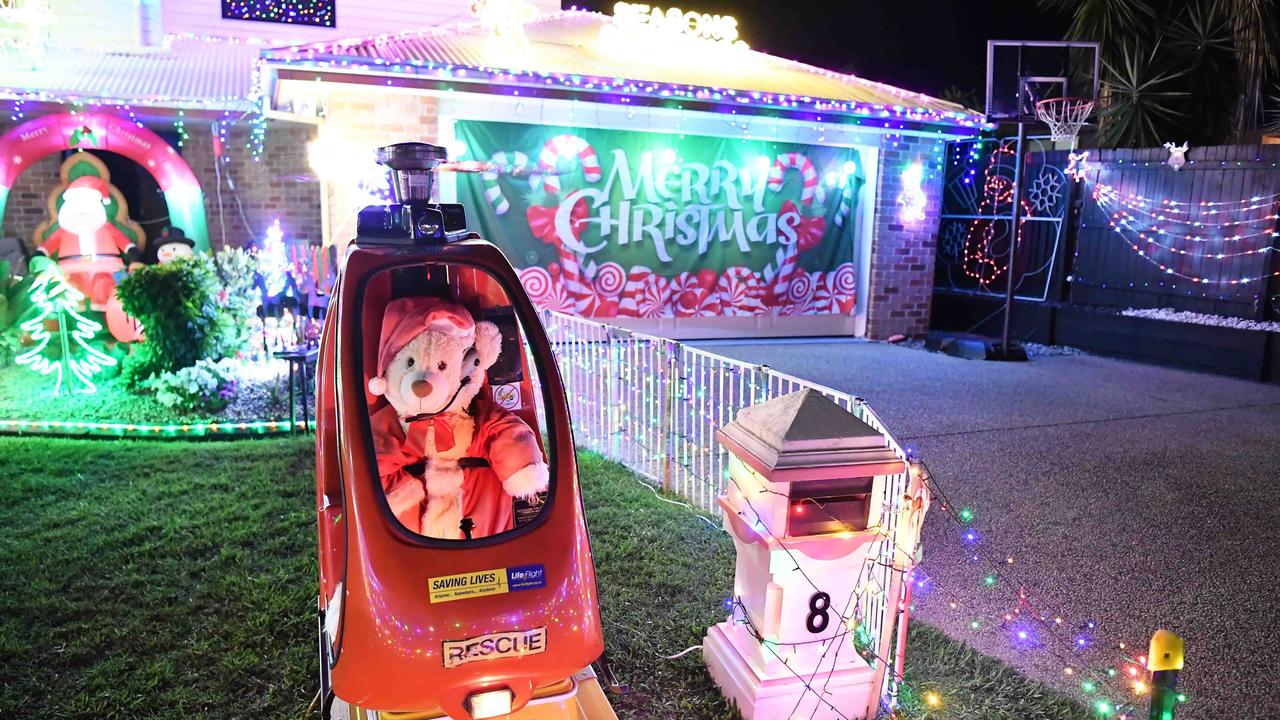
<box><xmin>1225</xmin><ymin>0</ymin><xmax>1280</xmax><ymax>136</ymax></box>
<box><xmin>1040</xmin><ymin>0</ymin><xmax>1280</xmax><ymax>145</ymax></box>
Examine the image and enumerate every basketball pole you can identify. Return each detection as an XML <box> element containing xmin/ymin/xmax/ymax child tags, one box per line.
<box><xmin>999</xmin><ymin>123</ymin><xmax>1026</xmax><ymax>357</ymax></box>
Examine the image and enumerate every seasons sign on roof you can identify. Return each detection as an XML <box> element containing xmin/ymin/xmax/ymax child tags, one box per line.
<box><xmin>454</xmin><ymin>121</ymin><xmax>864</xmax><ymax>319</ymax></box>
<box><xmin>609</xmin><ymin>2</ymin><xmax>747</xmax><ymax>48</ymax></box>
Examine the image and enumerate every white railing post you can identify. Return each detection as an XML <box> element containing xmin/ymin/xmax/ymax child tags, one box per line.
<box><xmin>606</xmin><ymin>325</ymin><xmax>628</xmax><ymax>460</ymax></box>
<box><xmin>657</xmin><ymin>339</ymin><xmax>677</xmax><ymax>493</ymax></box>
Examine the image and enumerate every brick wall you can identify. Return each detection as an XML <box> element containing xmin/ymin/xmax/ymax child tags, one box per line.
<box><xmin>185</xmin><ymin>120</ymin><xmax>322</xmax><ymax>251</ymax></box>
<box><xmin>317</xmin><ymin>86</ymin><xmax>440</xmax><ymax>246</ymax></box>
<box><xmin>0</xmin><ymin>122</ymin><xmax>62</xmax><ymax>271</ymax></box>
<box><xmin>0</xmin><ymin>114</ymin><xmax>322</xmax><ymax>272</ymax></box>
<box><xmin>866</xmin><ymin>133</ymin><xmax>947</xmax><ymax>339</ymax></box>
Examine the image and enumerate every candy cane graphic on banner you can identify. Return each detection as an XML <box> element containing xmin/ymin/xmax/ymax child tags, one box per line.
<box><xmin>481</xmin><ymin>151</ymin><xmax>529</xmax><ymax>215</ymax></box>
<box><xmin>760</xmin><ymin>152</ymin><xmax>826</xmax><ymax>297</ymax></box>
<box><xmin>538</xmin><ymin>134</ymin><xmax>602</xmax><ymax>195</ymax></box>
<box><xmin>834</xmin><ymin>174</ymin><xmax>858</xmax><ymax>228</ymax></box>
<box><xmin>556</xmin><ymin>246</ymin><xmax>598</xmax><ymax>315</ymax></box>
<box><xmin>537</xmin><ymin>133</ymin><xmax>603</xmax><ymax>283</ymax></box>
<box><xmin>767</xmin><ymin>152</ymin><xmax>825</xmax><ymax>207</ymax></box>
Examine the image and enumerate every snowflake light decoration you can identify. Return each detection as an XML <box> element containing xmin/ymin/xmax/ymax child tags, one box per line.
<box><xmin>1026</xmin><ymin>171</ymin><xmax>1064</xmax><ymax>215</ymax></box>
<box><xmin>1066</xmin><ymin>151</ymin><xmax>1091</xmax><ymax>182</ymax></box>
<box><xmin>941</xmin><ymin>222</ymin><xmax>967</xmax><ymax>260</ymax></box>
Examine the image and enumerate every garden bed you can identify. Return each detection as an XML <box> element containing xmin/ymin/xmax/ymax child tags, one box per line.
<box><xmin>932</xmin><ymin>290</ymin><xmax>1280</xmax><ymax>382</ymax></box>
<box><xmin>0</xmin><ymin>361</ymin><xmax>308</xmax><ymax>438</ymax></box>
<box><xmin>0</xmin><ymin>437</ymin><xmax>1091</xmax><ymax>719</ymax></box>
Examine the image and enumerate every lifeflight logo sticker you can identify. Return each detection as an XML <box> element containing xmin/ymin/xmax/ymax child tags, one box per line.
<box><xmin>428</xmin><ymin>564</ymin><xmax>547</xmax><ymax>604</ymax></box>
<box><xmin>443</xmin><ymin>627</ymin><xmax>547</xmax><ymax>669</ymax></box>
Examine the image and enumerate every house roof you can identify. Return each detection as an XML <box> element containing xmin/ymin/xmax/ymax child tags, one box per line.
<box><xmin>0</xmin><ymin>37</ymin><xmax>261</xmax><ymax>111</ymax></box>
<box><xmin>263</xmin><ymin>10</ymin><xmax>983</xmax><ymax>129</ymax></box>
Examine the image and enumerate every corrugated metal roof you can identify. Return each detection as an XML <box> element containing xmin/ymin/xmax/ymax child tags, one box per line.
<box><xmin>264</xmin><ymin>11</ymin><xmax>982</xmax><ymax>127</ymax></box>
<box><xmin>0</xmin><ymin>38</ymin><xmax>259</xmax><ymax>110</ymax></box>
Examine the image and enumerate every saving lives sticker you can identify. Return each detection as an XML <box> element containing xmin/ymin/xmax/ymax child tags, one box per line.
<box><xmin>443</xmin><ymin>627</ymin><xmax>547</xmax><ymax>669</ymax></box>
<box><xmin>428</xmin><ymin>564</ymin><xmax>547</xmax><ymax>604</ymax></box>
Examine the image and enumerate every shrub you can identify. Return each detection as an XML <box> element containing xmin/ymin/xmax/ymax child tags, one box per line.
<box><xmin>116</xmin><ymin>257</ymin><xmax>219</xmax><ymax>384</ymax></box>
<box><xmin>208</xmin><ymin>247</ymin><xmax>260</xmax><ymax>360</ymax></box>
<box><xmin>116</xmin><ymin>252</ymin><xmax>260</xmax><ymax>386</ymax></box>
<box><xmin>145</xmin><ymin>358</ymin><xmax>239</xmax><ymax>413</ymax></box>
<box><xmin>0</xmin><ymin>261</ymin><xmax>36</xmax><ymax>368</ymax></box>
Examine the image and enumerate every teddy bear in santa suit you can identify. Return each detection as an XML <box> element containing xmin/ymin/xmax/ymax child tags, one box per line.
<box><xmin>367</xmin><ymin>296</ymin><xmax>549</xmax><ymax>540</ymax></box>
<box><xmin>35</xmin><ymin>175</ymin><xmax>142</xmax><ymax>311</ymax></box>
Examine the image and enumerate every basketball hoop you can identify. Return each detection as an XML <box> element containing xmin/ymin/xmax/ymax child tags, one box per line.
<box><xmin>1035</xmin><ymin>97</ymin><xmax>1095</xmax><ymax>143</ymax></box>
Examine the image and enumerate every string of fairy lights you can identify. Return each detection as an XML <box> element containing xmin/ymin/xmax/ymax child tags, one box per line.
<box><xmin>612</xmin><ymin>408</ymin><xmax>1156</xmax><ymax>719</ymax></box>
<box><xmin>945</xmin><ymin>137</ymin><xmax>1280</xmax><ymax>301</ymax></box>
<box><xmin>548</xmin><ymin>321</ymin><xmax>1180</xmax><ymax>718</ymax></box>
<box><xmin>1087</xmin><ymin>180</ymin><xmax>1280</xmax><ymax>288</ymax></box>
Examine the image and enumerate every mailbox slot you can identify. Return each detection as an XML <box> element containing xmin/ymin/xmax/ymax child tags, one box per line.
<box><xmin>787</xmin><ymin>476</ymin><xmax>875</xmax><ymax>536</ymax></box>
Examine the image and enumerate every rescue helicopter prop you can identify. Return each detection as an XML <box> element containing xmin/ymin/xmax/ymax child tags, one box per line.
<box><xmin>314</xmin><ymin>142</ymin><xmax>622</xmax><ymax>720</ymax></box>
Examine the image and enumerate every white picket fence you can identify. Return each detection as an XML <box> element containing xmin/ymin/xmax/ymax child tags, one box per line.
<box><xmin>541</xmin><ymin>311</ymin><xmax>918</xmax><ymax>714</ymax></box>
<box><xmin>542</xmin><ymin>311</ymin><xmax>908</xmax><ymax>513</ymax></box>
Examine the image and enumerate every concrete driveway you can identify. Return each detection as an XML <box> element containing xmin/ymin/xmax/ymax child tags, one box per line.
<box><xmin>691</xmin><ymin>338</ymin><xmax>1280</xmax><ymax>719</ymax></box>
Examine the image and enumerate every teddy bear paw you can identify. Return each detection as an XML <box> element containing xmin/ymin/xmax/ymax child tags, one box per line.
<box><xmin>502</xmin><ymin>462</ymin><xmax>550</xmax><ymax>500</ymax></box>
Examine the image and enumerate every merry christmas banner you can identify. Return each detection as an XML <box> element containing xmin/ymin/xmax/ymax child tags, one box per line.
<box><xmin>454</xmin><ymin>121</ymin><xmax>864</xmax><ymax>318</ymax></box>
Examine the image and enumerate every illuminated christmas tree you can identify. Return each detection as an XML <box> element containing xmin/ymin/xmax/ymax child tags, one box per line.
<box><xmin>257</xmin><ymin>219</ymin><xmax>290</xmax><ymax>297</ymax></box>
<box><xmin>15</xmin><ymin>269</ymin><xmax>117</xmax><ymax>395</ymax></box>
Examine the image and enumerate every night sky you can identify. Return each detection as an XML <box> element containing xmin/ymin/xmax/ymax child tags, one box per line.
<box><xmin>566</xmin><ymin>0</ymin><xmax>1072</xmax><ymax>100</ymax></box>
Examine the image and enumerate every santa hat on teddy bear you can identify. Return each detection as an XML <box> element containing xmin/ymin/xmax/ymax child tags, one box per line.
<box><xmin>367</xmin><ymin>296</ymin><xmax>476</xmax><ymax>397</ymax></box>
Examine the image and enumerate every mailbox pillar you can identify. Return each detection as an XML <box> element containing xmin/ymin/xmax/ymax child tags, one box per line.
<box><xmin>703</xmin><ymin>389</ymin><xmax>911</xmax><ymax>720</ymax></box>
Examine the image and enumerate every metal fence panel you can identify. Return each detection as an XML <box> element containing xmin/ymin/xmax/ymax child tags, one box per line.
<box><xmin>543</xmin><ymin>311</ymin><xmax>915</xmax><ymax>707</ymax></box>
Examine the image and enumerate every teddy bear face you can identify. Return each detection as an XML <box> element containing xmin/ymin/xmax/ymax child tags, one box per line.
<box><xmin>378</xmin><ymin>320</ymin><xmax>502</xmax><ymax>419</ymax></box>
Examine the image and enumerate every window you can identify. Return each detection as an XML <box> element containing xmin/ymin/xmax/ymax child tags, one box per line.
<box><xmin>221</xmin><ymin>0</ymin><xmax>335</xmax><ymax>28</ymax></box>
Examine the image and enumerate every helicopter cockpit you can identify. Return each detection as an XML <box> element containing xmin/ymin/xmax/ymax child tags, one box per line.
<box><xmin>359</xmin><ymin>260</ymin><xmax>552</xmax><ymax>542</ymax></box>
<box><xmin>315</xmin><ymin>142</ymin><xmax>605</xmax><ymax>720</ymax></box>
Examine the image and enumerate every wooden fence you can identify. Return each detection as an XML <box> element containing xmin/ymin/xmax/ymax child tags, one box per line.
<box><xmin>936</xmin><ymin>141</ymin><xmax>1280</xmax><ymax>321</ymax></box>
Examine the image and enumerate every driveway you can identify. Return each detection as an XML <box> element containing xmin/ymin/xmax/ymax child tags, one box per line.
<box><xmin>690</xmin><ymin>338</ymin><xmax>1280</xmax><ymax>719</ymax></box>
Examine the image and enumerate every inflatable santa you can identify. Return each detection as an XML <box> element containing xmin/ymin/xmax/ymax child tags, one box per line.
<box><xmin>35</xmin><ymin>175</ymin><xmax>142</xmax><ymax>311</ymax></box>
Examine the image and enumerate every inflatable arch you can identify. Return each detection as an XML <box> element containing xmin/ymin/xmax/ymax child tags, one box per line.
<box><xmin>0</xmin><ymin>112</ymin><xmax>209</xmax><ymax>251</ymax></box>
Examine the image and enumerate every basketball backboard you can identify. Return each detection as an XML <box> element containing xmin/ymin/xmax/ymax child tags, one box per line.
<box><xmin>985</xmin><ymin>41</ymin><xmax>1100</xmax><ymax>123</ymax></box>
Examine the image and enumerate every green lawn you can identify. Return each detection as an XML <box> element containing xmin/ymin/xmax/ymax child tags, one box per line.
<box><xmin>0</xmin><ymin>437</ymin><xmax>1089</xmax><ymax>719</ymax></box>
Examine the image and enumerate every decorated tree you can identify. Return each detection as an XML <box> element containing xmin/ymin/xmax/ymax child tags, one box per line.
<box><xmin>257</xmin><ymin>219</ymin><xmax>290</xmax><ymax>297</ymax></box>
<box><xmin>15</xmin><ymin>268</ymin><xmax>117</xmax><ymax>395</ymax></box>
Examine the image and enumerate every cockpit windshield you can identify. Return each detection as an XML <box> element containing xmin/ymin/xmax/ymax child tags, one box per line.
<box><xmin>361</xmin><ymin>261</ymin><xmax>550</xmax><ymax>542</ymax></box>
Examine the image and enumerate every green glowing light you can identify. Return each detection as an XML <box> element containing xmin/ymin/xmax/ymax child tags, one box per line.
<box><xmin>0</xmin><ymin>418</ymin><xmax>305</xmax><ymax>439</ymax></box>
<box><xmin>959</xmin><ymin>507</ymin><xmax>973</xmax><ymax>523</ymax></box>
<box><xmin>15</xmin><ymin>270</ymin><xmax>117</xmax><ymax>395</ymax></box>
<box><xmin>982</xmin><ymin>574</ymin><xmax>996</xmax><ymax>587</ymax></box>
<box><xmin>1176</xmin><ymin>693</ymin><xmax>1187</xmax><ymax>703</ymax></box>
<box><xmin>1095</xmin><ymin>699</ymin><xmax>1111</xmax><ymax>716</ymax></box>
<box><xmin>968</xmin><ymin>619</ymin><xmax>980</xmax><ymax>630</ymax></box>
<box><xmin>1081</xmin><ymin>681</ymin><xmax>1096</xmax><ymax>693</ymax></box>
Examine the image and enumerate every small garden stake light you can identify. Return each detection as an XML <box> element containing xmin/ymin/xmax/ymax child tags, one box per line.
<box><xmin>1147</xmin><ymin>629</ymin><xmax>1184</xmax><ymax>720</ymax></box>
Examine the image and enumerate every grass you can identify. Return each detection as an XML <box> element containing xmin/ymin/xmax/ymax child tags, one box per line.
<box><xmin>0</xmin><ymin>438</ymin><xmax>1090</xmax><ymax>719</ymax></box>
